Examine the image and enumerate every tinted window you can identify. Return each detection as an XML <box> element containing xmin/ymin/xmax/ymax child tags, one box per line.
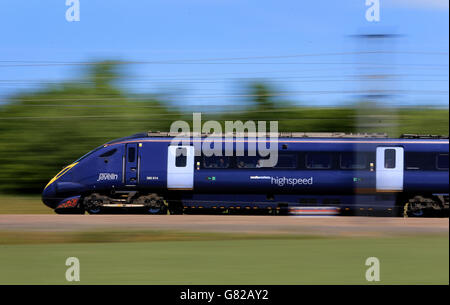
<box><xmin>340</xmin><ymin>153</ymin><xmax>367</xmax><ymax>169</ymax></box>
<box><xmin>100</xmin><ymin>148</ymin><xmax>117</xmax><ymax>158</ymax></box>
<box><xmin>405</xmin><ymin>152</ymin><xmax>422</xmax><ymax>170</ymax></box>
<box><xmin>203</xmin><ymin>156</ymin><xmax>230</xmax><ymax>168</ymax></box>
<box><xmin>74</xmin><ymin>146</ymin><xmax>103</xmax><ymax>163</ymax></box>
<box><xmin>128</xmin><ymin>147</ymin><xmax>136</xmax><ymax>163</ymax></box>
<box><xmin>437</xmin><ymin>154</ymin><xmax>449</xmax><ymax>170</ymax></box>
<box><xmin>306</xmin><ymin>153</ymin><xmax>331</xmax><ymax>169</ymax></box>
<box><xmin>275</xmin><ymin>154</ymin><xmax>297</xmax><ymax>168</ymax></box>
<box><xmin>384</xmin><ymin>149</ymin><xmax>396</xmax><ymax>169</ymax></box>
<box><xmin>175</xmin><ymin>147</ymin><xmax>187</xmax><ymax>167</ymax></box>
<box><xmin>404</xmin><ymin>152</ymin><xmax>437</xmax><ymax>170</ymax></box>
<box><xmin>237</xmin><ymin>156</ymin><xmax>266</xmax><ymax>168</ymax></box>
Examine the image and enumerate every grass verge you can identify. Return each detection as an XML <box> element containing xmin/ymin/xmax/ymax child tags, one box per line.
<box><xmin>0</xmin><ymin>231</ymin><xmax>447</xmax><ymax>284</ymax></box>
<box><xmin>0</xmin><ymin>196</ymin><xmax>51</xmax><ymax>214</ymax></box>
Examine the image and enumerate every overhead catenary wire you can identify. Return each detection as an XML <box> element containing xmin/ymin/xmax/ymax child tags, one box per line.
<box><xmin>0</xmin><ymin>77</ymin><xmax>448</xmax><ymax>85</ymax></box>
<box><xmin>0</xmin><ymin>61</ymin><xmax>448</xmax><ymax>68</ymax></box>
<box><xmin>0</xmin><ymin>51</ymin><xmax>447</xmax><ymax>107</ymax></box>
<box><xmin>0</xmin><ymin>50</ymin><xmax>447</xmax><ymax>65</ymax></box>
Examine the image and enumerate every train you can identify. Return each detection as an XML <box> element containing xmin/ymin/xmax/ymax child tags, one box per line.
<box><xmin>42</xmin><ymin>132</ymin><xmax>449</xmax><ymax>217</ymax></box>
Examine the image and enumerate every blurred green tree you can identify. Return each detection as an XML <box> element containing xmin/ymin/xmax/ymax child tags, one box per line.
<box><xmin>0</xmin><ymin>61</ymin><xmax>178</xmax><ymax>194</ymax></box>
<box><xmin>0</xmin><ymin>67</ymin><xmax>447</xmax><ymax>195</ymax></box>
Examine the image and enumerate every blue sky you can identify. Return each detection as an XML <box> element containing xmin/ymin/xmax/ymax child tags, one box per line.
<box><xmin>0</xmin><ymin>0</ymin><xmax>448</xmax><ymax>108</ymax></box>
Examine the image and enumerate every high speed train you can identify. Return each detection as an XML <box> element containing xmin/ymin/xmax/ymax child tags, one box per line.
<box><xmin>42</xmin><ymin>132</ymin><xmax>449</xmax><ymax>217</ymax></box>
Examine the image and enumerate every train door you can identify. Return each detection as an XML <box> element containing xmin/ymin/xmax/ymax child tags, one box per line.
<box><xmin>125</xmin><ymin>143</ymin><xmax>138</xmax><ymax>186</ymax></box>
<box><xmin>376</xmin><ymin>147</ymin><xmax>404</xmax><ymax>191</ymax></box>
<box><xmin>167</xmin><ymin>146</ymin><xmax>194</xmax><ymax>190</ymax></box>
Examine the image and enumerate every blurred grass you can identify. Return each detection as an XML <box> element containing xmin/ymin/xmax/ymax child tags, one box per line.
<box><xmin>0</xmin><ymin>230</ymin><xmax>328</xmax><ymax>245</ymax></box>
<box><xmin>0</xmin><ymin>195</ymin><xmax>51</xmax><ymax>214</ymax></box>
<box><xmin>0</xmin><ymin>235</ymin><xmax>447</xmax><ymax>284</ymax></box>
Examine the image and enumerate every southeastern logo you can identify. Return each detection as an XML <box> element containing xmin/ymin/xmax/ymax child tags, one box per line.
<box><xmin>97</xmin><ymin>173</ymin><xmax>118</xmax><ymax>181</ymax></box>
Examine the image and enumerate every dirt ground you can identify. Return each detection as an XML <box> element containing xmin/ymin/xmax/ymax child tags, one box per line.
<box><xmin>0</xmin><ymin>215</ymin><xmax>447</xmax><ymax>237</ymax></box>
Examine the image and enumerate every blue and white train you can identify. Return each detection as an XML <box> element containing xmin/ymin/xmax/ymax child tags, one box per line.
<box><xmin>42</xmin><ymin>132</ymin><xmax>449</xmax><ymax>217</ymax></box>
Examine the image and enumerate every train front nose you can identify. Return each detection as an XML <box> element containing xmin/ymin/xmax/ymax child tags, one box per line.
<box><xmin>42</xmin><ymin>183</ymin><xmax>58</xmax><ymax>209</ymax></box>
<box><xmin>41</xmin><ymin>162</ymin><xmax>80</xmax><ymax>210</ymax></box>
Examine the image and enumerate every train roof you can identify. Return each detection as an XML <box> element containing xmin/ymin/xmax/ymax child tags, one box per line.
<box><xmin>145</xmin><ymin>131</ymin><xmax>448</xmax><ymax>139</ymax></box>
<box><xmin>104</xmin><ymin>131</ymin><xmax>449</xmax><ymax>146</ymax></box>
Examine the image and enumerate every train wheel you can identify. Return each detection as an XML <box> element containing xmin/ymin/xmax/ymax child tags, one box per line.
<box><xmin>146</xmin><ymin>204</ymin><xmax>167</xmax><ymax>215</ymax></box>
<box><xmin>87</xmin><ymin>207</ymin><xmax>103</xmax><ymax>214</ymax></box>
<box><xmin>410</xmin><ymin>209</ymin><xmax>424</xmax><ymax>217</ymax></box>
<box><xmin>84</xmin><ymin>193</ymin><xmax>107</xmax><ymax>215</ymax></box>
<box><xmin>404</xmin><ymin>196</ymin><xmax>436</xmax><ymax>217</ymax></box>
<box><xmin>135</xmin><ymin>194</ymin><xmax>167</xmax><ymax>215</ymax></box>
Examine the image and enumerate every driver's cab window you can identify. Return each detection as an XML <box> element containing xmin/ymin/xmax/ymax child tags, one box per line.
<box><xmin>128</xmin><ymin>147</ymin><xmax>136</xmax><ymax>163</ymax></box>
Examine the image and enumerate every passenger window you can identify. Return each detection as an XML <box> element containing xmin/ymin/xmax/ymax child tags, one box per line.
<box><xmin>384</xmin><ymin>149</ymin><xmax>396</xmax><ymax>169</ymax></box>
<box><xmin>275</xmin><ymin>155</ymin><xmax>297</xmax><ymax>168</ymax></box>
<box><xmin>203</xmin><ymin>156</ymin><xmax>230</xmax><ymax>168</ymax></box>
<box><xmin>128</xmin><ymin>147</ymin><xmax>136</xmax><ymax>163</ymax></box>
<box><xmin>306</xmin><ymin>153</ymin><xmax>331</xmax><ymax>169</ymax></box>
<box><xmin>405</xmin><ymin>152</ymin><xmax>421</xmax><ymax>170</ymax></box>
<box><xmin>237</xmin><ymin>156</ymin><xmax>265</xmax><ymax>168</ymax></box>
<box><xmin>100</xmin><ymin>148</ymin><xmax>117</xmax><ymax>158</ymax></box>
<box><xmin>175</xmin><ymin>147</ymin><xmax>187</xmax><ymax>167</ymax></box>
<box><xmin>437</xmin><ymin>154</ymin><xmax>449</xmax><ymax>170</ymax></box>
<box><xmin>340</xmin><ymin>153</ymin><xmax>367</xmax><ymax>169</ymax></box>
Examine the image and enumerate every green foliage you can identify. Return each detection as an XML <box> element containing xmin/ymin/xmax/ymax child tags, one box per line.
<box><xmin>0</xmin><ymin>61</ymin><xmax>179</xmax><ymax>194</ymax></box>
<box><xmin>0</xmin><ymin>62</ymin><xmax>448</xmax><ymax>194</ymax></box>
<box><xmin>0</xmin><ymin>237</ymin><xmax>448</xmax><ymax>284</ymax></box>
